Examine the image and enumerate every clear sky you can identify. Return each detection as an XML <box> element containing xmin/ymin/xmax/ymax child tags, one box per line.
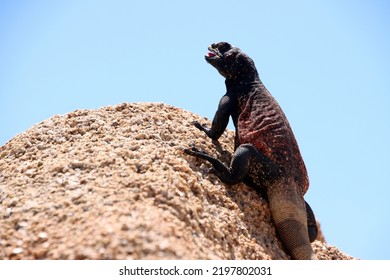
<box><xmin>1</xmin><ymin>0</ymin><xmax>389</xmax><ymax>260</ymax></box>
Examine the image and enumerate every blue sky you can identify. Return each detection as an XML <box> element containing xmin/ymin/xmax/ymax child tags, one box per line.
<box><xmin>1</xmin><ymin>1</ymin><xmax>389</xmax><ymax>260</ymax></box>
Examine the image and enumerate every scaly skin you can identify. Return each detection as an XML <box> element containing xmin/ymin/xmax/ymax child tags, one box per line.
<box><xmin>184</xmin><ymin>42</ymin><xmax>317</xmax><ymax>260</ymax></box>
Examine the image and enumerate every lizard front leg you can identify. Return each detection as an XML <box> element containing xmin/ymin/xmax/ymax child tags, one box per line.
<box><xmin>193</xmin><ymin>94</ymin><xmax>234</xmax><ymax>140</ymax></box>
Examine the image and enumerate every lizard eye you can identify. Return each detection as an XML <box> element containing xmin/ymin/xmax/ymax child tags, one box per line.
<box><xmin>218</xmin><ymin>42</ymin><xmax>232</xmax><ymax>54</ymax></box>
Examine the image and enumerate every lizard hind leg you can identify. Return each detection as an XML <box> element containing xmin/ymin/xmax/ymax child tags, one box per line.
<box><xmin>184</xmin><ymin>144</ymin><xmax>262</xmax><ymax>185</ymax></box>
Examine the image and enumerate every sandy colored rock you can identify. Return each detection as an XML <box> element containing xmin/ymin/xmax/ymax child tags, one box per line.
<box><xmin>0</xmin><ymin>102</ymin><xmax>354</xmax><ymax>260</ymax></box>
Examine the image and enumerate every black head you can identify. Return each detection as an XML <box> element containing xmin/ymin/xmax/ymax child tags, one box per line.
<box><xmin>205</xmin><ymin>42</ymin><xmax>258</xmax><ymax>81</ymax></box>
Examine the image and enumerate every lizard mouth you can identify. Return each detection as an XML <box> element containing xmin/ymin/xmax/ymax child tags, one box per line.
<box><xmin>205</xmin><ymin>46</ymin><xmax>221</xmax><ymax>59</ymax></box>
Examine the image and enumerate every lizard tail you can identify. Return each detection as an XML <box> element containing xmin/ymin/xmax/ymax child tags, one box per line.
<box><xmin>268</xmin><ymin>182</ymin><xmax>317</xmax><ymax>260</ymax></box>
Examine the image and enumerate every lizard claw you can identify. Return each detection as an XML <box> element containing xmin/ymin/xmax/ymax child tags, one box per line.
<box><xmin>192</xmin><ymin>121</ymin><xmax>212</xmax><ymax>138</ymax></box>
<box><xmin>183</xmin><ymin>146</ymin><xmax>209</xmax><ymax>157</ymax></box>
<box><xmin>193</xmin><ymin>121</ymin><xmax>204</xmax><ymax>130</ymax></box>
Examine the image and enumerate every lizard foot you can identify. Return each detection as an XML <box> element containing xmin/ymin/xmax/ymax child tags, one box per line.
<box><xmin>193</xmin><ymin>121</ymin><xmax>203</xmax><ymax>130</ymax></box>
<box><xmin>192</xmin><ymin>121</ymin><xmax>211</xmax><ymax>136</ymax></box>
<box><xmin>183</xmin><ymin>146</ymin><xmax>210</xmax><ymax>158</ymax></box>
<box><xmin>184</xmin><ymin>146</ymin><xmax>235</xmax><ymax>184</ymax></box>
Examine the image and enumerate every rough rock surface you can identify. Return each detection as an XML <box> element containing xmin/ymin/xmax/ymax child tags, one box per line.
<box><xmin>0</xmin><ymin>102</ymin><xmax>354</xmax><ymax>260</ymax></box>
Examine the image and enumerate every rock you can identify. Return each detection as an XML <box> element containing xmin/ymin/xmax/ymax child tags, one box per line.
<box><xmin>0</xmin><ymin>102</ymin><xmax>354</xmax><ymax>260</ymax></box>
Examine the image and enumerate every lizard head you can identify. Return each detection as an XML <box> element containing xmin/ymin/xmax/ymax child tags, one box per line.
<box><xmin>205</xmin><ymin>42</ymin><xmax>258</xmax><ymax>81</ymax></box>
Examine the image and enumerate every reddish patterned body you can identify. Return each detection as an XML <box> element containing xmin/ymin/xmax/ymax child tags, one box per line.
<box><xmin>236</xmin><ymin>84</ymin><xmax>309</xmax><ymax>194</ymax></box>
